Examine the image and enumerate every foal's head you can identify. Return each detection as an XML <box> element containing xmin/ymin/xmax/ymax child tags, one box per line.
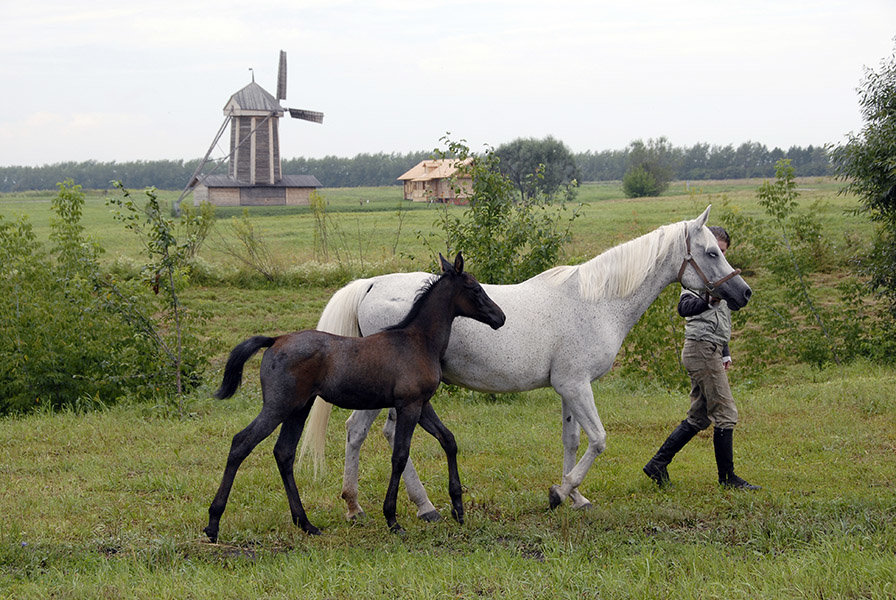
<box><xmin>439</xmin><ymin>252</ymin><xmax>505</xmax><ymax>330</ymax></box>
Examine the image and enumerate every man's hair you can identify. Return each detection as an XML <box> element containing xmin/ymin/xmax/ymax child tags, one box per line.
<box><xmin>708</xmin><ymin>225</ymin><xmax>730</xmax><ymax>246</ymax></box>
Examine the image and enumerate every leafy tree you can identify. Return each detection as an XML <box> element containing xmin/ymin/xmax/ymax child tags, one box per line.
<box><xmin>832</xmin><ymin>40</ymin><xmax>896</xmax><ymax>314</ymax></box>
<box><xmin>423</xmin><ymin>137</ymin><xmax>579</xmax><ymax>284</ymax></box>
<box><xmin>622</xmin><ymin>137</ymin><xmax>676</xmax><ymax>197</ymax></box>
<box><xmin>495</xmin><ymin>136</ymin><xmax>579</xmax><ymax>202</ymax></box>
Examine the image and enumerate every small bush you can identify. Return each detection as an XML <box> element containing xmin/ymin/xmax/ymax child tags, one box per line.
<box><xmin>622</xmin><ymin>165</ymin><xmax>661</xmax><ymax>198</ymax></box>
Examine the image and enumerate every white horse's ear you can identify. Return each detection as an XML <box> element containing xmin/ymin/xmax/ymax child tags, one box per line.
<box><xmin>693</xmin><ymin>205</ymin><xmax>711</xmax><ymax>229</ymax></box>
<box><xmin>454</xmin><ymin>252</ymin><xmax>464</xmax><ymax>274</ymax></box>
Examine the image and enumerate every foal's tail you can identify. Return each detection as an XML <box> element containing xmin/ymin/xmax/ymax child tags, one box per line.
<box><xmin>298</xmin><ymin>277</ymin><xmax>373</xmax><ymax>476</ymax></box>
<box><xmin>214</xmin><ymin>335</ymin><xmax>278</xmax><ymax>399</ymax></box>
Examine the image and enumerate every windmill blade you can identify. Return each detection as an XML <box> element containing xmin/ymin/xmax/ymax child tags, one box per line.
<box><xmin>276</xmin><ymin>50</ymin><xmax>287</xmax><ymax>100</ymax></box>
<box><xmin>288</xmin><ymin>108</ymin><xmax>324</xmax><ymax>124</ymax></box>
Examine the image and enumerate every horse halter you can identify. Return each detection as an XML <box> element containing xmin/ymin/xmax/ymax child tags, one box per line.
<box><xmin>677</xmin><ymin>228</ymin><xmax>742</xmax><ymax>297</ymax></box>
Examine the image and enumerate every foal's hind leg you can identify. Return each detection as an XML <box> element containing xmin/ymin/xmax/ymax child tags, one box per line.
<box><xmin>383</xmin><ymin>408</ymin><xmax>441</xmax><ymax>522</ymax></box>
<box><xmin>205</xmin><ymin>409</ymin><xmax>283</xmax><ymax>543</ymax></box>
<box><xmin>273</xmin><ymin>404</ymin><xmax>320</xmax><ymax>535</ymax></box>
<box><xmin>416</xmin><ymin>402</ymin><xmax>464</xmax><ymax>525</ymax></box>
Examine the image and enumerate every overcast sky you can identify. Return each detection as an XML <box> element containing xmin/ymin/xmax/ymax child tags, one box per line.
<box><xmin>1</xmin><ymin>0</ymin><xmax>893</xmax><ymax>167</ymax></box>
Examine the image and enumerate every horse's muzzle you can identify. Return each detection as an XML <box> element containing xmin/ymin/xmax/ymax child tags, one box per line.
<box><xmin>488</xmin><ymin>310</ymin><xmax>507</xmax><ymax>330</ymax></box>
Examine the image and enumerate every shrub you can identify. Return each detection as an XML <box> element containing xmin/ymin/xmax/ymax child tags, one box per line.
<box><xmin>0</xmin><ymin>181</ymin><xmax>209</xmax><ymax>415</ymax></box>
<box><xmin>420</xmin><ymin>137</ymin><xmax>580</xmax><ymax>284</ymax></box>
<box><xmin>622</xmin><ymin>165</ymin><xmax>661</xmax><ymax>198</ymax></box>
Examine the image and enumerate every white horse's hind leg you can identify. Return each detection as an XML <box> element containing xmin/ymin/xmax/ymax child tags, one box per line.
<box><xmin>382</xmin><ymin>408</ymin><xmax>441</xmax><ymax>521</ymax></box>
<box><xmin>342</xmin><ymin>409</ymin><xmax>381</xmax><ymax>520</ymax></box>
<box><xmin>561</xmin><ymin>402</ymin><xmax>593</xmax><ymax>509</ymax></box>
<box><xmin>549</xmin><ymin>381</ymin><xmax>606</xmax><ymax>508</ymax></box>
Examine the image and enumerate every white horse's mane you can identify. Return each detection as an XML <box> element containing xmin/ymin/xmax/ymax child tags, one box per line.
<box><xmin>535</xmin><ymin>221</ymin><xmax>685</xmax><ymax>301</ymax></box>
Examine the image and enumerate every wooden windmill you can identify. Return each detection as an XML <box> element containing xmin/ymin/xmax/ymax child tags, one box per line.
<box><xmin>177</xmin><ymin>51</ymin><xmax>324</xmax><ymax>212</ymax></box>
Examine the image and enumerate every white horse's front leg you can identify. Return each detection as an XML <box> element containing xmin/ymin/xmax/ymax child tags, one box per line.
<box><xmin>342</xmin><ymin>409</ymin><xmax>381</xmax><ymax>520</ymax></box>
<box><xmin>561</xmin><ymin>401</ymin><xmax>593</xmax><ymax>509</ymax></box>
<box><xmin>382</xmin><ymin>408</ymin><xmax>441</xmax><ymax>521</ymax></box>
<box><xmin>550</xmin><ymin>381</ymin><xmax>606</xmax><ymax>509</ymax></box>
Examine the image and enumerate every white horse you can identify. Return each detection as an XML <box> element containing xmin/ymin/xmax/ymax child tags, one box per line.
<box><xmin>300</xmin><ymin>206</ymin><xmax>752</xmax><ymax>520</ymax></box>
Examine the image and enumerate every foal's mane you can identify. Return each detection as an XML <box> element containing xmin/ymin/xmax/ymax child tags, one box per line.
<box><xmin>535</xmin><ymin>221</ymin><xmax>684</xmax><ymax>301</ymax></box>
<box><xmin>382</xmin><ymin>272</ymin><xmax>444</xmax><ymax>331</ymax></box>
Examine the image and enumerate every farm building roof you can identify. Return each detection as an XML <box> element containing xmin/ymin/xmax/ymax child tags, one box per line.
<box><xmin>397</xmin><ymin>159</ymin><xmax>472</xmax><ymax>182</ymax></box>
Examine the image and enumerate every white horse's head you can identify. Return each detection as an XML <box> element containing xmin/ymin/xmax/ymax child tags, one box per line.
<box><xmin>680</xmin><ymin>206</ymin><xmax>752</xmax><ymax>311</ymax></box>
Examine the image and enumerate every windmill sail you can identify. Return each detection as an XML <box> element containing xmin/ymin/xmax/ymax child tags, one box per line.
<box><xmin>288</xmin><ymin>108</ymin><xmax>324</xmax><ymax>123</ymax></box>
<box><xmin>276</xmin><ymin>50</ymin><xmax>287</xmax><ymax>100</ymax></box>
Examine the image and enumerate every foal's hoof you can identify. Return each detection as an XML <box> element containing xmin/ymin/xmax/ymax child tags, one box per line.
<box><xmin>302</xmin><ymin>524</ymin><xmax>322</xmax><ymax>536</ymax></box>
<box><xmin>548</xmin><ymin>485</ymin><xmax>564</xmax><ymax>509</ymax></box>
<box><xmin>418</xmin><ymin>510</ymin><xmax>442</xmax><ymax>523</ymax></box>
<box><xmin>389</xmin><ymin>522</ymin><xmax>405</xmax><ymax>534</ymax></box>
<box><xmin>573</xmin><ymin>501</ymin><xmax>593</xmax><ymax>511</ymax></box>
<box><xmin>203</xmin><ymin>526</ymin><xmax>218</xmax><ymax>544</ymax></box>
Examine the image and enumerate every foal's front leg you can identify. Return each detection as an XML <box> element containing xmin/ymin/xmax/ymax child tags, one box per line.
<box><xmin>416</xmin><ymin>401</ymin><xmax>464</xmax><ymax>524</ymax></box>
<box><xmin>382</xmin><ymin>408</ymin><xmax>441</xmax><ymax>521</ymax></box>
<box><xmin>383</xmin><ymin>403</ymin><xmax>423</xmax><ymax>532</ymax></box>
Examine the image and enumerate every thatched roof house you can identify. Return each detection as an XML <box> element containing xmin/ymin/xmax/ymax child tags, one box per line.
<box><xmin>397</xmin><ymin>159</ymin><xmax>472</xmax><ymax>203</ymax></box>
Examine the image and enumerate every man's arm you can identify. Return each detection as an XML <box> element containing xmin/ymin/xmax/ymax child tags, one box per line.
<box><xmin>677</xmin><ymin>291</ymin><xmax>710</xmax><ymax>317</ymax></box>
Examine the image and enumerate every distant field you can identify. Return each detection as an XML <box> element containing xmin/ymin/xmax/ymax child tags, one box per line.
<box><xmin>0</xmin><ymin>176</ymin><xmax>859</xmax><ymax>270</ymax></box>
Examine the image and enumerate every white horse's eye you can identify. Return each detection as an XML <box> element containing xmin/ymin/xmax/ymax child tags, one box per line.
<box><xmin>708</xmin><ymin>251</ymin><xmax>718</xmax><ymax>259</ymax></box>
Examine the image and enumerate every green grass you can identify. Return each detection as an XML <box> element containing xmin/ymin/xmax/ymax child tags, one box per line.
<box><xmin>1</xmin><ymin>364</ymin><xmax>894</xmax><ymax>598</ymax></box>
<box><xmin>2</xmin><ymin>180</ymin><xmax>894</xmax><ymax>598</ymax></box>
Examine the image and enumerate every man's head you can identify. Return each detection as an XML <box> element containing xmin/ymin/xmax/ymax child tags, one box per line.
<box><xmin>708</xmin><ymin>226</ymin><xmax>730</xmax><ymax>254</ymax></box>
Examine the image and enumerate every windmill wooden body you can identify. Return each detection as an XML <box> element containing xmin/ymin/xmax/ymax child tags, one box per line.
<box><xmin>178</xmin><ymin>51</ymin><xmax>324</xmax><ymax>211</ymax></box>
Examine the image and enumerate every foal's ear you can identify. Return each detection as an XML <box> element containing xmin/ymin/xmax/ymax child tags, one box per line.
<box><xmin>439</xmin><ymin>253</ymin><xmax>453</xmax><ymax>274</ymax></box>
<box><xmin>453</xmin><ymin>252</ymin><xmax>464</xmax><ymax>274</ymax></box>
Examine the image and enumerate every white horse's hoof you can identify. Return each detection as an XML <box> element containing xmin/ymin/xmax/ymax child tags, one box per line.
<box><xmin>418</xmin><ymin>510</ymin><xmax>442</xmax><ymax>523</ymax></box>
<box><xmin>346</xmin><ymin>509</ymin><xmax>367</xmax><ymax>522</ymax></box>
<box><xmin>574</xmin><ymin>501</ymin><xmax>593</xmax><ymax>511</ymax></box>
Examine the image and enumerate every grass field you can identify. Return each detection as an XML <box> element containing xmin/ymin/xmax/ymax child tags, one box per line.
<box><xmin>1</xmin><ymin>180</ymin><xmax>894</xmax><ymax>598</ymax></box>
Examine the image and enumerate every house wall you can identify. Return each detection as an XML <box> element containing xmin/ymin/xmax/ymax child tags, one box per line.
<box><xmin>195</xmin><ymin>187</ymin><xmax>240</xmax><ymax>206</ymax></box>
<box><xmin>286</xmin><ymin>187</ymin><xmax>312</xmax><ymax>205</ymax></box>
<box><xmin>405</xmin><ymin>177</ymin><xmax>472</xmax><ymax>203</ymax></box>
<box><xmin>240</xmin><ymin>186</ymin><xmax>286</xmax><ymax>205</ymax></box>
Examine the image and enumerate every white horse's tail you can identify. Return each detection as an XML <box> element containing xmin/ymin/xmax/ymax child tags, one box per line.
<box><xmin>298</xmin><ymin>277</ymin><xmax>373</xmax><ymax>477</ymax></box>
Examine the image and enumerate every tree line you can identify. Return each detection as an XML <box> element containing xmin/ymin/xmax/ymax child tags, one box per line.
<box><xmin>0</xmin><ymin>142</ymin><xmax>831</xmax><ymax>193</ymax></box>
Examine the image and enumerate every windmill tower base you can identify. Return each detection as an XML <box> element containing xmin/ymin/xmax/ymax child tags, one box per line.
<box><xmin>192</xmin><ymin>174</ymin><xmax>321</xmax><ymax>207</ymax></box>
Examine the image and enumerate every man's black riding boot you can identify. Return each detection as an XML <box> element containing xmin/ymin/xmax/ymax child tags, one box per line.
<box><xmin>713</xmin><ymin>427</ymin><xmax>761</xmax><ymax>490</ymax></box>
<box><xmin>643</xmin><ymin>420</ymin><xmax>700</xmax><ymax>487</ymax></box>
